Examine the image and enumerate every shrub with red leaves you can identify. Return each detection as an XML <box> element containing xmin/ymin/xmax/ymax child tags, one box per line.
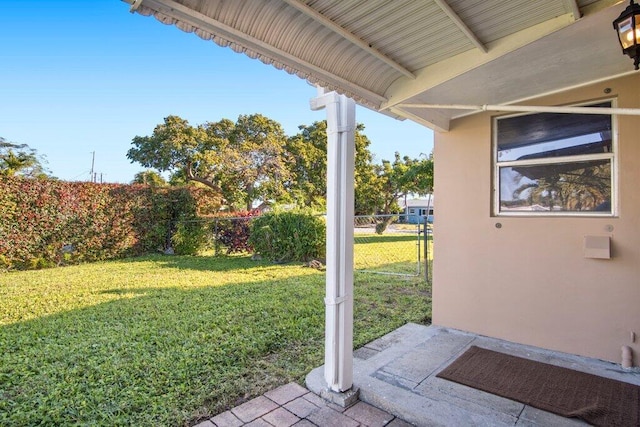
<box><xmin>213</xmin><ymin>210</ymin><xmax>260</xmax><ymax>254</ymax></box>
<box><xmin>0</xmin><ymin>177</ymin><xmax>214</xmax><ymax>270</ymax></box>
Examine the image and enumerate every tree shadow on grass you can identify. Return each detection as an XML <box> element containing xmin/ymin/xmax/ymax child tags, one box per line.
<box><xmin>112</xmin><ymin>253</ymin><xmax>281</xmax><ymax>272</ymax></box>
<box><xmin>0</xmin><ymin>275</ymin><xmax>326</xmax><ymax>427</ymax></box>
<box><xmin>0</xmin><ymin>259</ymin><xmax>430</xmax><ymax>427</ymax></box>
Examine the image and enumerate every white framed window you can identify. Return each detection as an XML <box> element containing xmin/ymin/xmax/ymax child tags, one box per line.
<box><xmin>493</xmin><ymin>100</ymin><xmax>616</xmax><ymax>216</ymax></box>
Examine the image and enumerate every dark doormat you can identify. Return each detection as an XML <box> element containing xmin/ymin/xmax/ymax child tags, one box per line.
<box><xmin>436</xmin><ymin>345</ymin><xmax>640</xmax><ymax>427</ymax></box>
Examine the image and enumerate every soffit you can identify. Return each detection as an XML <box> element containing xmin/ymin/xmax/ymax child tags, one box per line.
<box><xmin>125</xmin><ymin>0</ymin><xmax>634</xmax><ymax>131</ymax></box>
<box><xmin>393</xmin><ymin>2</ymin><xmax>635</xmax><ymax>130</ymax></box>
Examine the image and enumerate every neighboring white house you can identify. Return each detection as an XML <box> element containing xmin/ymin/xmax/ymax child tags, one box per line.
<box><xmin>402</xmin><ymin>198</ymin><xmax>434</xmax><ymax>224</ymax></box>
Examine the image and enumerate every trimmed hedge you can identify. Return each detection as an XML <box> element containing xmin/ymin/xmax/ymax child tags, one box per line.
<box><xmin>0</xmin><ymin>177</ymin><xmax>219</xmax><ymax>270</ymax></box>
<box><xmin>249</xmin><ymin>210</ymin><xmax>325</xmax><ymax>263</ymax></box>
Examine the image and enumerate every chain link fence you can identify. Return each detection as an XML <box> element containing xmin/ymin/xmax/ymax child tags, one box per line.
<box><xmin>176</xmin><ymin>213</ymin><xmax>433</xmax><ymax>282</ymax></box>
<box><xmin>353</xmin><ymin>214</ymin><xmax>432</xmax><ymax>281</ymax></box>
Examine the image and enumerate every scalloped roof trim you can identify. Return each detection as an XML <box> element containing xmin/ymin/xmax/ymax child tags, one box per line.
<box><xmin>138</xmin><ymin>4</ymin><xmax>380</xmax><ymax>110</ymax></box>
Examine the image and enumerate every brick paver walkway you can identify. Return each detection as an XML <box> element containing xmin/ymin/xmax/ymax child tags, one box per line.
<box><xmin>193</xmin><ymin>382</ymin><xmax>412</xmax><ymax>427</ymax></box>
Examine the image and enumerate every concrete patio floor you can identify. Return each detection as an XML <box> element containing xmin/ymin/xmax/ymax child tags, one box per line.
<box><xmin>307</xmin><ymin>323</ymin><xmax>640</xmax><ymax>427</ymax></box>
<box><xmin>197</xmin><ymin>323</ymin><xmax>640</xmax><ymax>426</ymax></box>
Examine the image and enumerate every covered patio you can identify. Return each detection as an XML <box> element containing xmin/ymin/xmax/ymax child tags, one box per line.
<box><xmin>123</xmin><ymin>0</ymin><xmax>640</xmax><ymax>425</ymax></box>
<box><xmin>198</xmin><ymin>324</ymin><xmax>640</xmax><ymax>426</ymax></box>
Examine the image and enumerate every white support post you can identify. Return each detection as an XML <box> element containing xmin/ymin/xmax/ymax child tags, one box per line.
<box><xmin>310</xmin><ymin>87</ymin><xmax>356</xmax><ymax>393</ymax></box>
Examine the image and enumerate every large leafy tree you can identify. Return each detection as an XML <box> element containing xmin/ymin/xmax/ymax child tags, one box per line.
<box><xmin>285</xmin><ymin>121</ymin><xmax>330</xmax><ymax>209</ymax></box>
<box><xmin>378</xmin><ymin>155</ymin><xmax>407</xmax><ymax>214</ymax></box>
<box><xmin>362</xmin><ymin>152</ymin><xmax>434</xmax><ymax>233</ymax></box>
<box><xmin>403</xmin><ymin>153</ymin><xmax>434</xmax><ymax>196</ymax></box>
<box><xmin>127</xmin><ymin>114</ymin><xmax>290</xmax><ymax>210</ymax></box>
<box><xmin>353</xmin><ymin>126</ymin><xmax>380</xmax><ymax>215</ymax></box>
<box><xmin>285</xmin><ymin>121</ymin><xmax>379</xmax><ymax>213</ymax></box>
<box><xmin>377</xmin><ymin>153</ymin><xmax>434</xmax><ymax>214</ymax></box>
<box><xmin>0</xmin><ymin>137</ymin><xmax>50</xmax><ymax>178</ymax></box>
<box><xmin>225</xmin><ymin>114</ymin><xmax>291</xmax><ymax>210</ymax></box>
<box><xmin>127</xmin><ymin>115</ymin><xmax>433</xmax><ymax>214</ymax></box>
<box><xmin>127</xmin><ymin>115</ymin><xmax>225</xmax><ymax>192</ymax></box>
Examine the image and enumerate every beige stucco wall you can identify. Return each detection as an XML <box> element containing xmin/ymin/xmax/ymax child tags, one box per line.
<box><xmin>432</xmin><ymin>74</ymin><xmax>640</xmax><ymax>364</ymax></box>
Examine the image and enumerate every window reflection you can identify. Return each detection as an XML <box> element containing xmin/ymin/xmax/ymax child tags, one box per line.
<box><xmin>499</xmin><ymin>161</ymin><xmax>611</xmax><ymax>212</ymax></box>
<box><xmin>498</xmin><ymin>133</ymin><xmax>612</xmax><ymax>162</ymax></box>
<box><xmin>497</xmin><ymin>102</ymin><xmax>612</xmax><ymax>161</ymax></box>
<box><xmin>495</xmin><ymin>101</ymin><xmax>614</xmax><ymax>215</ymax></box>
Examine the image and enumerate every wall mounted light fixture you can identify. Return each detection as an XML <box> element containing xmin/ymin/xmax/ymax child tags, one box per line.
<box><xmin>613</xmin><ymin>0</ymin><xmax>640</xmax><ymax>70</ymax></box>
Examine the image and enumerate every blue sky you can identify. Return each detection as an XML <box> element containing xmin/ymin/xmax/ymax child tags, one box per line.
<box><xmin>1</xmin><ymin>0</ymin><xmax>434</xmax><ymax>183</ymax></box>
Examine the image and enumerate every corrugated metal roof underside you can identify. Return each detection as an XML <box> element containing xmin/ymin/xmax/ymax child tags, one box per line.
<box><xmin>133</xmin><ymin>0</ymin><xmax>584</xmax><ymax>109</ymax></box>
<box><xmin>397</xmin><ymin>3</ymin><xmax>634</xmax><ymax>124</ymax></box>
<box><xmin>130</xmin><ymin>0</ymin><xmax>634</xmax><ymax>131</ymax></box>
<box><xmin>446</xmin><ymin>0</ymin><xmax>568</xmax><ymax>43</ymax></box>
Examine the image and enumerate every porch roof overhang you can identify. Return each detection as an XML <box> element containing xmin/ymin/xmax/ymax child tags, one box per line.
<box><xmin>123</xmin><ymin>0</ymin><xmax>637</xmax><ymax>132</ymax></box>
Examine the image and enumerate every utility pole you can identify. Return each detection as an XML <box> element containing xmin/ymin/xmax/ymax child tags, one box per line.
<box><xmin>90</xmin><ymin>151</ymin><xmax>95</xmax><ymax>182</ymax></box>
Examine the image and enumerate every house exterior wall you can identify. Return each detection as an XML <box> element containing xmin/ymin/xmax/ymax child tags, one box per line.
<box><xmin>405</xmin><ymin>208</ymin><xmax>421</xmax><ymax>224</ymax></box>
<box><xmin>405</xmin><ymin>205</ymin><xmax>433</xmax><ymax>224</ymax></box>
<box><xmin>432</xmin><ymin>74</ymin><xmax>640</xmax><ymax>364</ymax></box>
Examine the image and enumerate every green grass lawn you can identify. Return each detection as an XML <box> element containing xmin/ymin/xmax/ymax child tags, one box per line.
<box><xmin>0</xmin><ymin>254</ymin><xmax>431</xmax><ymax>426</ymax></box>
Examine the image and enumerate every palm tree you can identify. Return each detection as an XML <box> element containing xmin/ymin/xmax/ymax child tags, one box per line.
<box><xmin>0</xmin><ymin>138</ymin><xmax>48</xmax><ymax>178</ymax></box>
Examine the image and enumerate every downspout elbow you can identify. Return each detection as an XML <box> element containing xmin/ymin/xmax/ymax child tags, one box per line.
<box><xmin>622</xmin><ymin>345</ymin><xmax>633</xmax><ymax>368</ymax></box>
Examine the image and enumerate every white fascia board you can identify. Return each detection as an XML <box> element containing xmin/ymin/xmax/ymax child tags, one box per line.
<box><xmin>563</xmin><ymin>0</ymin><xmax>582</xmax><ymax>21</ymax></box>
<box><xmin>388</xmin><ymin>106</ymin><xmax>450</xmax><ymax>133</ymax></box>
<box><xmin>396</xmin><ymin>103</ymin><xmax>640</xmax><ymax>116</ymax></box>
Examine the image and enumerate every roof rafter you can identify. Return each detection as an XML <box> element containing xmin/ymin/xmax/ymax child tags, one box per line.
<box><xmin>129</xmin><ymin>0</ymin><xmax>143</xmax><ymax>12</ymax></box>
<box><xmin>563</xmin><ymin>0</ymin><xmax>582</xmax><ymax>20</ymax></box>
<box><xmin>432</xmin><ymin>0</ymin><xmax>487</xmax><ymax>53</ymax></box>
<box><xmin>281</xmin><ymin>0</ymin><xmax>415</xmax><ymax>79</ymax></box>
<box><xmin>381</xmin><ymin>13</ymin><xmax>576</xmax><ymax>111</ymax></box>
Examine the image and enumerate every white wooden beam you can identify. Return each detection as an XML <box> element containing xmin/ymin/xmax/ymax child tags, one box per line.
<box><xmin>282</xmin><ymin>0</ymin><xmax>415</xmax><ymax>79</ymax></box>
<box><xmin>433</xmin><ymin>0</ymin><xmax>487</xmax><ymax>53</ymax></box>
<box><xmin>388</xmin><ymin>106</ymin><xmax>450</xmax><ymax>133</ymax></box>
<box><xmin>311</xmin><ymin>88</ymin><xmax>355</xmax><ymax>393</ymax></box>
<box><xmin>395</xmin><ymin>103</ymin><xmax>640</xmax><ymax>116</ymax></box>
<box><xmin>382</xmin><ymin>13</ymin><xmax>576</xmax><ymax>110</ymax></box>
<box><xmin>128</xmin><ymin>0</ymin><xmax>143</xmax><ymax>13</ymax></box>
<box><xmin>563</xmin><ymin>0</ymin><xmax>582</xmax><ymax>21</ymax></box>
